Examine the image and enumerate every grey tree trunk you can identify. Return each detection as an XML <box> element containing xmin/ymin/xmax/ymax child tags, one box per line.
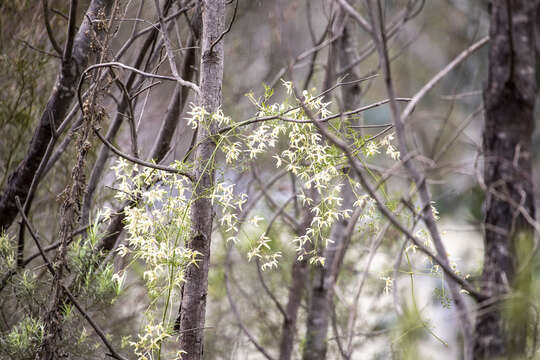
<box><xmin>177</xmin><ymin>1</ymin><xmax>224</xmax><ymax>359</ymax></box>
<box><xmin>302</xmin><ymin>187</ymin><xmax>354</xmax><ymax>360</ymax></box>
<box><xmin>278</xmin><ymin>214</ymin><xmax>314</xmax><ymax>360</ymax></box>
<box><xmin>0</xmin><ymin>0</ymin><xmax>111</xmax><ymax>233</ymax></box>
<box><xmin>302</xmin><ymin>13</ymin><xmax>360</xmax><ymax>359</ymax></box>
<box><xmin>474</xmin><ymin>1</ymin><xmax>537</xmax><ymax>358</ymax></box>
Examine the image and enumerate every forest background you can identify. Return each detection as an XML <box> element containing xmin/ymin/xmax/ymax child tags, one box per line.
<box><xmin>0</xmin><ymin>1</ymin><xmax>539</xmax><ymax>360</ymax></box>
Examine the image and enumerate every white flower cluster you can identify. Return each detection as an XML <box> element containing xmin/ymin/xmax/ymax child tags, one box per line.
<box><xmin>212</xmin><ymin>81</ymin><xmax>406</xmax><ymax>264</ymax></box>
<box><xmin>211</xmin><ymin>182</ymin><xmax>247</xmax><ymax>234</ymax></box>
<box><xmin>247</xmin><ymin>234</ymin><xmax>283</xmax><ymax>271</ymax></box>
<box><xmin>112</xmin><ymin>159</ymin><xmax>198</xmax><ymax>298</ymax></box>
<box><xmin>129</xmin><ymin>322</ymin><xmax>175</xmax><ymax>360</ymax></box>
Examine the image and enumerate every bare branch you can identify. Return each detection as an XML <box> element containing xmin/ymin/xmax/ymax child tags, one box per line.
<box><xmin>63</xmin><ymin>0</ymin><xmax>79</xmax><ymax>61</ymax></box>
<box><xmin>42</xmin><ymin>0</ymin><xmax>63</xmax><ymax>55</ymax></box>
<box><xmin>93</xmin><ymin>128</ymin><xmax>194</xmax><ymax>181</ymax></box>
<box><xmin>153</xmin><ymin>0</ymin><xmax>201</xmax><ymax>96</ymax></box>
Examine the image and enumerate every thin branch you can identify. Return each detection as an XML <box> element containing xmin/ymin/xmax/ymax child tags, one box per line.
<box><xmin>254</xmin><ymin>196</ymin><xmax>297</xmax><ymax>321</ymax></box>
<box><xmin>63</xmin><ymin>0</ymin><xmax>79</xmax><ymax>61</ymax></box>
<box><xmin>42</xmin><ymin>0</ymin><xmax>63</xmax><ymax>55</ymax></box>
<box><xmin>219</xmin><ymin>90</ymin><xmax>410</xmax><ymax>134</ymax></box>
<box><xmin>93</xmin><ymin>128</ymin><xmax>194</xmax><ymax>181</ymax></box>
<box><xmin>401</xmin><ymin>36</ymin><xmax>489</xmax><ymax>122</ymax></box>
<box><xmin>129</xmin><ymin>81</ymin><xmax>162</xmax><ymax>100</ymax></box>
<box><xmin>115</xmin><ymin>2</ymin><xmax>196</xmax><ymax>61</ymax></box>
<box><xmin>19</xmin><ymin>39</ymin><xmax>60</xmax><ymax>58</ymax></box>
<box><xmin>77</xmin><ymin>61</ymin><xmax>184</xmax><ymax>113</ymax></box>
<box><xmin>336</xmin><ymin>0</ymin><xmax>372</xmax><ymax>34</ymax></box>
<box><xmin>224</xmin><ymin>246</ymin><xmax>276</xmax><ymax>360</ymax></box>
<box><xmin>113</xmin><ymin>79</ymin><xmax>139</xmax><ymax>158</ymax></box>
<box><xmin>153</xmin><ymin>0</ymin><xmax>201</xmax><ymax>96</ymax></box>
<box><xmin>209</xmin><ymin>0</ymin><xmax>238</xmax><ymax>53</ymax></box>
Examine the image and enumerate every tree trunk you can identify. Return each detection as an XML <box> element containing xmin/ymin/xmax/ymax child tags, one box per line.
<box><xmin>302</xmin><ymin>11</ymin><xmax>360</xmax><ymax>359</ymax></box>
<box><xmin>279</xmin><ymin>208</ymin><xmax>315</xmax><ymax>360</ymax></box>
<box><xmin>302</xmin><ymin>187</ymin><xmax>354</xmax><ymax>360</ymax></box>
<box><xmin>474</xmin><ymin>1</ymin><xmax>536</xmax><ymax>358</ymax></box>
<box><xmin>177</xmin><ymin>1</ymin><xmax>224</xmax><ymax>359</ymax></box>
<box><xmin>278</xmin><ymin>255</ymin><xmax>309</xmax><ymax>360</ymax></box>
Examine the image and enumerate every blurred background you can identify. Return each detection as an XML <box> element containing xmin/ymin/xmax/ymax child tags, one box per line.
<box><xmin>1</xmin><ymin>1</ymin><xmax>538</xmax><ymax>359</ymax></box>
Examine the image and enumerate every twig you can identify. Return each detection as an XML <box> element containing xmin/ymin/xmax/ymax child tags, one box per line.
<box><xmin>153</xmin><ymin>0</ymin><xmax>201</xmax><ymax>96</ymax></box>
<box><xmin>42</xmin><ymin>0</ymin><xmax>63</xmax><ymax>55</ymax></box>
<box><xmin>129</xmin><ymin>81</ymin><xmax>162</xmax><ymax>100</ymax></box>
<box><xmin>224</xmin><ymin>245</ymin><xmax>276</xmax><ymax>360</ymax></box>
<box><xmin>209</xmin><ymin>0</ymin><xmax>238</xmax><ymax>53</ymax></box>
<box><xmin>19</xmin><ymin>39</ymin><xmax>60</xmax><ymax>58</ymax></box>
<box><xmin>336</xmin><ymin>0</ymin><xmax>372</xmax><ymax>35</ymax></box>
<box><xmin>93</xmin><ymin>128</ymin><xmax>194</xmax><ymax>181</ymax></box>
<box><xmin>254</xmin><ymin>196</ymin><xmax>297</xmax><ymax>320</ymax></box>
<box><xmin>113</xmin><ymin>79</ymin><xmax>139</xmax><ymax>158</ymax></box>
<box><xmin>400</xmin><ymin>36</ymin><xmax>489</xmax><ymax>123</ymax></box>
<box><xmin>218</xmin><ymin>94</ymin><xmax>409</xmax><ymax>134</ymax></box>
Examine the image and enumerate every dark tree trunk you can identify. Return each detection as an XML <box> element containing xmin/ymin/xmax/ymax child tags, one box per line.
<box><xmin>0</xmin><ymin>0</ymin><xmax>111</xmax><ymax>233</ymax></box>
<box><xmin>278</xmin><ymin>256</ymin><xmax>309</xmax><ymax>360</ymax></box>
<box><xmin>302</xmin><ymin>188</ymin><xmax>353</xmax><ymax>360</ymax></box>
<box><xmin>177</xmin><ymin>1</ymin><xmax>224</xmax><ymax>359</ymax></box>
<box><xmin>474</xmin><ymin>1</ymin><xmax>537</xmax><ymax>358</ymax></box>
<box><xmin>279</xmin><ymin>210</ymin><xmax>315</xmax><ymax>360</ymax></box>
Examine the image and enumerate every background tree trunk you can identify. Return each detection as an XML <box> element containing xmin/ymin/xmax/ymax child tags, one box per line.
<box><xmin>302</xmin><ymin>10</ymin><xmax>360</xmax><ymax>359</ymax></box>
<box><xmin>0</xmin><ymin>0</ymin><xmax>111</xmax><ymax>233</ymax></box>
<box><xmin>474</xmin><ymin>1</ymin><xmax>537</xmax><ymax>358</ymax></box>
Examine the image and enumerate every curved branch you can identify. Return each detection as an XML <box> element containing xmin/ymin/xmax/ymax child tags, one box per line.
<box><xmin>93</xmin><ymin>128</ymin><xmax>194</xmax><ymax>181</ymax></box>
<box><xmin>42</xmin><ymin>0</ymin><xmax>63</xmax><ymax>55</ymax></box>
<box><xmin>209</xmin><ymin>0</ymin><xmax>238</xmax><ymax>53</ymax></box>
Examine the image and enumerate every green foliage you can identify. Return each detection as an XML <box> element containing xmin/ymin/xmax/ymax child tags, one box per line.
<box><xmin>0</xmin><ymin>232</ymin><xmax>16</xmax><ymax>276</ymax></box>
<box><xmin>0</xmin><ymin>317</ymin><xmax>45</xmax><ymax>360</ymax></box>
<box><xmin>0</xmin><ymin>46</ymin><xmax>50</xmax><ymax>188</ymax></box>
<box><xmin>68</xmin><ymin>217</ymin><xmax>125</xmax><ymax>304</ymax></box>
<box><xmin>0</xmin><ymin>216</ymin><xmax>126</xmax><ymax>359</ymax></box>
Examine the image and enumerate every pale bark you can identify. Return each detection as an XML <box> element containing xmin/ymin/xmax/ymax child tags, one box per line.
<box><xmin>177</xmin><ymin>1</ymin><xmax>224</xmax><ymax>359</ymax></box>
